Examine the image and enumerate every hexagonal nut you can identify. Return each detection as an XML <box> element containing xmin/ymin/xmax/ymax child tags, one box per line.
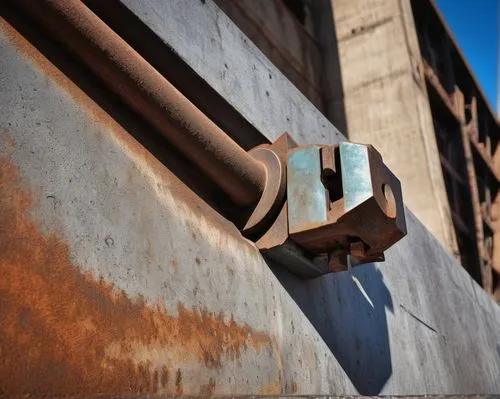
<box><xmin>337</xmin><ymin>142</ymin><xmax>407</xmax><ymax>254</ymax></box>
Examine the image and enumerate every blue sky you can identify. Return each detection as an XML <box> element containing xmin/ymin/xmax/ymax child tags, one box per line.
<box><xmin>435</xmin><ymin>0</ymin><xmax>498</xmax><ymax>112</ymax></box>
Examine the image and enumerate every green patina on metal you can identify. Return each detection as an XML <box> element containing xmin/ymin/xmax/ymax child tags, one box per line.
<box><xmin>340</xmin><ymin>143</ymin><xmax>373</xmax><ymax>212</ymax></box>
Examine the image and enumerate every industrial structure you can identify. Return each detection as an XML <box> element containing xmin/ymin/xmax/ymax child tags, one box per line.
<box><xmin>216</xmin><ymin>0</ymin><xmax>500</xmax><ymax>299</ymax></box>
<box><xmin>1</xmin><ymin>0</ymin><xmax>500</xmax><ymax>397</ymax></box>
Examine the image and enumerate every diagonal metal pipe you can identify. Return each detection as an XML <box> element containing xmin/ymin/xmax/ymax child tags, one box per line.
<box><xmin>14</xmin><ymin>0</ymin><xmax>266</xmax><ymax>207</ymax></box>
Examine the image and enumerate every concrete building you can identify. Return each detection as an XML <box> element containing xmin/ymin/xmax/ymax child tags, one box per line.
<box><xmin>1</xmin><ymin>0</ymin><xmax>500</xmax><ymax>396</ymax></box>
<box><xmin>216</xmin><ymin>0</ymin><xmax>500</xmax><ymax>298</ymax></box>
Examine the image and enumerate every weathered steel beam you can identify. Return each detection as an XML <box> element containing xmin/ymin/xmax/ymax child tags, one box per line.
<box><xmin>13</xmin><ymin>0</ymin><xmax>266</xmax><ymax>207</ymax></box>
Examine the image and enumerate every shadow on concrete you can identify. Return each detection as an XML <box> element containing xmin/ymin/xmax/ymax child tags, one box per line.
<box><xmin>268</xmin><ymin>261</ymin><xmax>394</xmax><ymax>395</ymax></box>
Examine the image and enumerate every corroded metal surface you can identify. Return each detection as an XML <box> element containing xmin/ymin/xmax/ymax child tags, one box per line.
<box><xmin>0</xmin><ymin>152</ymin><xmax>272</xmax><ymax>396</ymax></box>
<box><xmin>0</xmin><ymin>18</ymin><xmax>282</xmax><ymax>396</ymax></box>
<box><xmin>0</xmin><ymin>16</ymin><xmax>331</xmax><ymax>396</ymax></box>
<box><xmin>1</xmin><ymin>2</ymin><xmax>500</xmax><ymax>397</ymax></box>
<box><xmin>286</xmin><ymin>143</ymin><xmax>406</xmax><ymax>271</ymax></box>
<box><xmin>11</xmin><ymin>0</ymin><xmax>266</xmax><ymax>207</ymax></box>
<box><xmin>106</xmin><ymin>0</ymin><xmax>500</xmax><ymax>395</ymax></box>
<box><xmin>8</xmin><ymin>0</ymin><xmax>407</xmax><ymax>256</ymax></box>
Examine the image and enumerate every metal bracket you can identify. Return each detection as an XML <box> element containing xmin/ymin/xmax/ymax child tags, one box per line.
<box><xmin>246</xmin><ymin>134</ymin><xmax>407</xmax><ymax>278</ymax></box>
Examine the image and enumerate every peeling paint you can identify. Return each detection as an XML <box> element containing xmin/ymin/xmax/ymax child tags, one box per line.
<box><xmin>0</xmin><ymin>155</ymin><xmax>272</xmax><ymax>396</ymax></box>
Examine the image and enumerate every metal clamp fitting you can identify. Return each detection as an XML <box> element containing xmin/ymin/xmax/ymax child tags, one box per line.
<box><xmin>245</xmin><ymin>134</ymin><xmax>407</xmax><ymax>278</ymax></box>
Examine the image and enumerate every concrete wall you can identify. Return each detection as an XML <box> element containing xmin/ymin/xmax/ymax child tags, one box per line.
<box><xmin>213</xmin><ymin>0</ymin><xmax>348</xmax><ymax>133</ymax></box>
<box><xmin>330</xmin><ymin>0</ymin><xmax>459</xmax><ymax>257</ymax></box>
<box><xmin>214</xmin><ymin>0</ymin><xmax>325</xmax><ymax>113</ymax></box>
<box><xmin>1</xmin><ymin>1</ymin><xmax>500</xmax><ymax>397</ymax></box>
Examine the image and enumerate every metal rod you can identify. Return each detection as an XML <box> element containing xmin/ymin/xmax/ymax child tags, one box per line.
<box><xmin>15</xmin><ymin>0</ymin><xmax>266</xmax><ymax>207</ymax></box>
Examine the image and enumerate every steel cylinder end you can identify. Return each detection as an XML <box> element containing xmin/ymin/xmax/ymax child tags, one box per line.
<box><xmin>242</xmin><ymin>133</ymin><xmax>298</xmax><ymax>238</ymax></box>
<box><xmin>242</xmin><ymin>146</ymin><xmax>285</xmax><ymax>236</ymax></box>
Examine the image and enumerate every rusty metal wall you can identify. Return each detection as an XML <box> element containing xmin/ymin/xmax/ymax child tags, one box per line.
<box><xmin>1</xmin><ymin>1</ymin><xmax>500</xmax><ymax>397</ymax></box>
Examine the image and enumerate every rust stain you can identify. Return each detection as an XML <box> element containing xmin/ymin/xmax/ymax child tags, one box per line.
<box><xmin>199</xmin><ymin>377</ymin><xmax>216</xmax><ymax>397</ymax></box>
<box><xmin>258</xmin><ymin>382</ymin><xmax>282</xmax><ymax>395</ymax></box>
<box><xmin>160</xmin><ymin>365</ymin><xmax>169</xmax><ymax>387</ymax></box>
<box><xmin>169</xmin><ymin>258</ymin><xmax>178</xmax><ymax>271</ymax></box>
<box><xmin>258</xmin><ymin>378</ymin><xmax>297</xmax><ymax>395</ymax></box>
<box><xmin>0</xmin><ymin>15</ymin><xmax>246</xmax><ymax>240</ymax></box>
<box><xmin>175</xmin><ymin>368</ymin><xmax>183</xmax><ymax>397</ymax></box>
<box><xmin>0</xmin><ymin>155</ymin><xmax>272</xmax><ymax>396</ymax></box>
<box><xmin>1</xmin><ymin>132</ymin><xmax>15</xmax><ymax>151</ymax></box>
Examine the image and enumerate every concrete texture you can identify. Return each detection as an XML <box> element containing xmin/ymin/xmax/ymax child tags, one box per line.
<box><xmin>214</xmin><ymin>0</ymin><xmax>325</xmax><ymax>113</ymax></box>
<box><xmin>330</xmin><ymin>0</ymin><xmax>459</xmax><ymax>257</ymax></box>
<box><xmin>1</xmin><ymin>2</ymin><xmax>500</xmax><ymax>398</ymax></box>
<box><xmin>118</xmin><ymin>0</ymin><xmax>344</xmax><ymax>148</ymax></box>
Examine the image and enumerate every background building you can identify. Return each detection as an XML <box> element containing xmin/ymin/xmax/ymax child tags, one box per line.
<box><xmin>215</xmin><ymin>0</ymin><xmax>500</xmax><ymax>299</ymax></box>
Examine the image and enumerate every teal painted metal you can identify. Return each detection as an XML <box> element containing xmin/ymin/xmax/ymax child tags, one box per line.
<box><xmin>340</xmin><ymin>143</ymin><xmax>373</xmax><ymax>212</ymax></box>
<box><xmin>287</xmin><ymin>146</ymin><xmax>327</xmax><ymax>233</ymax></box>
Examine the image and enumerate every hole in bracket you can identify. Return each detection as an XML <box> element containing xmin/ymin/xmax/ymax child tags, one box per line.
<box><xmin>382</xmin><ymin>183</ymin><xmax>397</xmax><ymax>218</ymax></box>
<box><xmin>321</xmin><ymin>168</ymin><xmax>343</xmax><ymax>204</ymax></box>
